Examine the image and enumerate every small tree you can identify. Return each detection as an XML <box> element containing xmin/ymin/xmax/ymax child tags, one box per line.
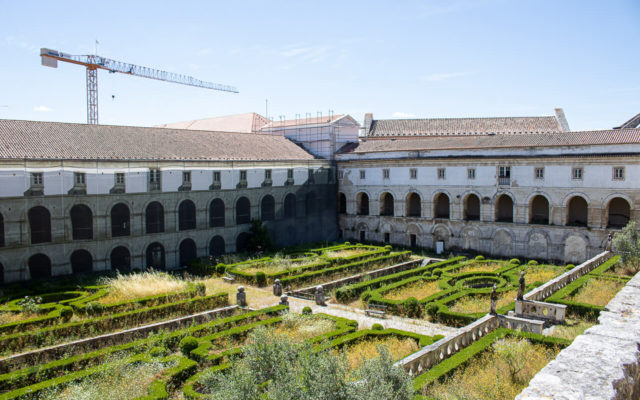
<box><xmin>612</xmin><ymin>221</ymin><xmax>640</xmax><ymax>272</ymax></box>
<box><xmin>246</xmin><ymin>219</ymin><xmax>274</xmax><ymax>253</ymax></box>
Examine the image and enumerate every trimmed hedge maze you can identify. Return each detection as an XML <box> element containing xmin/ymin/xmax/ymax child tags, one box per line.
<box><xmin>340</xmin><ymin>256</ymin><xmax>570</xmax><ymax>326</ymax></box>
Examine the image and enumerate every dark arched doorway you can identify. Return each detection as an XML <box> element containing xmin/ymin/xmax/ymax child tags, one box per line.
<box><xmin>607</xmin><ymin>197</ymin><xmax>631</xmax><ymax>228</ymax></box>
<box><xmin>111</xmin><ymin>203</ymin><xmax>130</xmax><ymax>237</ymax></box>
<box><xmin>464</xmin><ymin>194</ymin><xmax>480</xmax><ymax>221</ymax></box>
<box><xmin>28</xmin><ymin>253</ymin><xmax>52</xmax><ymax>279</ymax></box>
<box><xmin>70</xmin><ymin>249</ymin><xmax>93</xmax><ymax>275</ymax></box>
<box><xmin>209</xmin><ymin>199</ymin><xmax>225</xmax><ymax>227</ymax></box>
<box><xmin>179</xmin><ymin>239</ymin><xmax>198</xmax><ymax>267</ymax></box>
<box><xmin>530</xmin><ymin>196</ymin><xmax>549</xmax><ymax>224</ymax></box>
<box><xmin>236</xmin><ymin>197</ymin><xmax>250</xmax><ymax>225</ymax></box>
<box><xmin>178</xmin><ymin>200</ymin><xmax>196</xmax><ymax>231</ymax></box>
<box><xmin>357</xmin><ymin>193</ymin><xmax>369</xmax><ymax>216</ymax></box>
<box><xmin>566</xmin><ymin>196</ymin><xmax>588</xmax><ymax>227</ymax></box>
<box><xmin>236</xmin><ymin>232</ymin><xmax>250</xmax><ymax>253</ymax></box>
<box><xmin>434</xmin><ymin>193</ymin><xmax>450</xmax><ymax>219</ymax></box>
<box><xmin>146</xmin><ymin>202</ymin><xmax>165</xmax><ymax>234</ymax></box>
<box><xmin>70</xmin><ymin>204</ymin><xmax>93</xmax><ymax>240</ymax></box>
<box><xmin>284</xmin><ymin>194</ymin><xmax>297</xmax><ymax>218</ymax></box>
<box><xmin>380</xmin><ymin>193</ymin><xmax>394</xmax><ymax>216</ymax></box>
<box><xmin>29</xmin><ymin>206</ymin><xmax>51</xmax><ymax>244</ymax></box>
<box><xmin>110</xmin><ymin>246</ymin><xmax>131</xmax><ymax>273</ymax></box>
<box><xmin>146</xmin><ymin>242</ymin><xmax>166</xmax><ymax>270</ymax></box>
<box><xmin>209</xmin><ymin>235</ymin><xmax>226</xmax><ymax>256</ymax></box>
<box><xmin>261</xmin><ymin>195</ymin><xmax>275</xmax><ymax>221</ymax></box>
<box><xmin>496</xmin><ymin>194</ymin><xmax>514</xmax><ymax>223</ymax></box>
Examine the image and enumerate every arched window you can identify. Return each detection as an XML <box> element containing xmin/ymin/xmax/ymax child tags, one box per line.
<box><xmin>495</xmin><ymin>194</ymin><xmax>514</xmax><ymax>223</ymax></box>
<box><xmin>70</xmin><ymin>249</ymin><xmax>93</xmax><ymax>275</ymax></box>
<box><xmin>261</xmin><ymin>195</ymin><xmax>275</xmax><ymax>221</ymax></box>
<box><xmin>357</xmin><ymin>193</ymin><xmax>369</xmax><ymax>216</ymax></box>
<box><xmin>434</xmin><ymin>193</ymin><xmax>450</xmax><ymax>219</ymax></box>
<box><xmin>305</xmin><ymin>192</ymin><xmax>316</xmax><ymax>215</ymax></box>
<box><xmin>284</xmin><ymin>194</ymin><xmax>297</xmax><ymax>218</ymax></box>
<box><xmin>406</xmin><ymin>193</ymin><xmax>421</xmax><ymax>217</ymax></box>
<box><xmin>111</xmin><ymin>203</ymin><xmax>130</xmax><ymax>237</ymax></box>
<box><xmin>179</xmin><ymin>239</ymin><xmax>198</xmax><ymax>267</ymax></box>
<box><xmin>29</xmin><ymin>206</ymin><xmax>51</xmax><ymax>244</ymax></box>
<box><xmin>607</xmin><ymin>197</ymin><xmax>631</xmax><ymax>228</ymax></box>
<box><xmin>110</xmin><ymin>246</ymin><xmax>131</xmax><ymax>273</ymax></box>
<box><xmin>70</xmin><ymin>204</ymin><xmax>93</xmax><ymax>240</ymax></box>
<box><xmin>209</xmin><ymin>235</ymin><xmax>226</xmax><ymax>256</ymax></box>
<box><xmin>209</xmin><ymin>199</ymin><xmax>225</xmax><ymax>227</ymax></box>
<box><xmin>530</xmin><ymin>195</ymin><xmax>549</xmax><ymax>225</ymax></box>
<box><xmin>0</xmin><ymin>262</ymin><xmax>3</xmax><ymax>284</ymax></box>
<box><xmin>236</xmin><ymin>197</ymin><xmax>251</xmax><ymax>225</ymax></box>
<box><xmin>28</xmin><ymin>253</ymin><xmax>51</xmax><ymax>279</ymax></box>
<box><xmin>146</xmin><ymin>242</ymin><xmax>165</xmax><ymax>270</ymax></box>
<box><xmin>380</xmin><ymin>193</ymin><xmax>394</xmax><ymax>216</ymax></box>
<box><xmin>178</xmin><ymin>200</ymin><xmax>196</xmax><ymax>231</ymax></box>
<box><xmin>236</xmin><ymin>232</ymin><xmax>250</xmax><ymax>253</ymax></box>
<box><xmin>0</xmin><ymin>212</ymin><xmax>4</xmax><ymax>247</ymax></box>
<box><xmin>146</xmin><ymin>202</ymin><xmax>165</xmax><ymax>234</ymax></box>
<box><xmin>338</xmin><ymin>193</ymin><xmax>346</xmax><ymax>214</ymax></box>
<box><xmin>566</xmin><ymin>196</ymin><xmax>588</xmax><ymax>227</ymax></box>
<box><xmin>464</xmin><ymin>194</ymin><xmax>480</xmax><ymax>221</ymax></box>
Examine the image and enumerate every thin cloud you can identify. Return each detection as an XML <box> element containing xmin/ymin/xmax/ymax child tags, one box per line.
<box><xmin>392</xmin><ymin>112</ymin><xmax>416</xmax><ymax>118</ymax></box>
<box><xmin>422</xmin><ymin>71</ymin><xmax>476</xmax><ymax>82</ymax></box>
<box><xmin>34</xmin><ymin>105</ymin><xmax>53</xmax><ymax>112</ymax></box>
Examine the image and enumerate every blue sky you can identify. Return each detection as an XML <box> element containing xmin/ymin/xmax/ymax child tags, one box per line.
<box><xmin>1</xmin><ymin>0</ymin><xmax>639</xmax><ymax>130</ymax></box>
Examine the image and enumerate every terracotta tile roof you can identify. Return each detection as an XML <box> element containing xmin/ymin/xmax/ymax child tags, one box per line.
<box><xmin>156</xmin><ymin>112</ymin><xmax>270</xmax><ymax>133</ymax></box>
<box><xmin>368</xmin><ymin>116</ymin><xmax>563</xmax><ymax>137</ymax></box>
<box><xmin>343</xmin><ymin>129</ymin><xmax>640</xmax><ymax>154</ymax></box>
<box><xmin>0</xmin><ymin>119</ymin><xmax>315</xmax><ymax>161</ymax></box>
<box><xmin>262</xmin><ymin>114</ymin><xmax>345</xmax><ymax>129</ymax></box>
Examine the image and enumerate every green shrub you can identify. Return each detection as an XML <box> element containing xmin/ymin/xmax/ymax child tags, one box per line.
<box><xmin>425</xmin><ymin>303</ymin><xmax>439</xmax><ymax>319</ymax></box>
<box><xmin>403</xmin><ymin>297</ymin><xmax>423</xmax><ymax>318</ymax></box>
<box><xmin>371</xmin><ymin>323</ymin><xmax>384</xmax><ymax>331</ymax></box>
<box><xmin>566</xmin><ymin>264</ymin><xmax>575</xmax><ymax>270</ymax></box>
<box><xmin>528</xmin><ymin>260</ymin><xmax>538</xmax><ymax>266</ymax></box>
<box><xmin>60</xmin><ymin>306</ymin><xmax>73</xmax><ymax>321</ymax></box>
<box><xmin>255</xmin><ymin>272</ymin><xmax>267</xmax><ymax>287</ymax></box>
<box><xmin>509</xmin><ymin>258</ymin><xmax>520</xmax><ymax>265</ymax></box>
<box><xmin>475</xmin><ymin>255</ymin><xmax>485</xmax><ymax>261</ymax></box>
<box><xmin>85</xmin><ymin>301</ymin><xmax>103</xmax><ymax>315</ymax></box>
<box><xmin>150</xmin><ymin>346</ymin><xmax>168</xmax><ymax>357</ymax></box>
<box><xmin>302</xmin><ymin>306</ymin><xmax>312</xmax><ymax>315</ymax></box>
<box><xmin>195</xmin><ymin>283</ymin><xmax>206</xmax><ymax>297</ymax></box>
<box><xmin>180</xmin><ymin>336</ymin><xmax>199</xmax><ymax>358</ymax></box>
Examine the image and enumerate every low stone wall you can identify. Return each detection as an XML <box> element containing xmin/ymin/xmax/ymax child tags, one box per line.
<box><xmin>525</xmin><ymin>251</ymin><xmax>611</xmax><ymax>302</ymax></box>
<box><xmin>516</xmin><ymin>271</ymin><xmax>640</xmax><ymax>400</ymax></box>
<box><xmin>498</xmin><ymin>314</ymin><xmax>545</xmax><ymax>334</ymax></box>
<box><xmin>515</xmin><ymin>299</ymin><xmax>567</xmax><ymax>323</ymax></box>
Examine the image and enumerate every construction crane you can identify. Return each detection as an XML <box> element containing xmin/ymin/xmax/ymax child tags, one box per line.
<box><xmin>40</xmin><ymin>48</ymin><xmax>238</xmax><ymax>124</ymax></box>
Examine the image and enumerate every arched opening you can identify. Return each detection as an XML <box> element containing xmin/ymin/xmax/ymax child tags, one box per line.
<box><xmin>146</xmin><ymin>202</ymin><xmax>165</xmax><ymax>234</ymax></box>
<box><xmin>236</xmin><ymin>197</ymin><xmax>250</xmax><ymax>225</ymax></box>
<box><xmin>0</xmin><ymin>213</ymin><xmax>4</xmax><ymax>247</ymax></box>
<box><xmin>356</xmin><ymin>193</ymin><xmax>369</xmax><ymax>216</ymax></box>
<box><xmin>406</xmin><ymin>193</ymin><xmax>421</xmax><ymax>217</ymax></box>
<box><xmin>236</xmin><ymin>232</ymin><xmax>250</xmax><ymax>253</ymax></box>
<box><xmin>607</xmin><ymin>197</ymin><xmax>631</xmax><ymax>228</ymax></box>
<box><xmin>111</xmin><ymin>203</ymin><xmax>130</xmax><ymax>237</ymax></box>
<box><xmin>70</xmin><ymin>249</ymin><xmax>93</xmax><ymax>275</ymax></box>
<box><xmin>566</xmin><ymin>196</ymin><xmax>588</xmax><ymax>227</ymax></box>
<box><xmin>434</xmin><ymin>193</ymin><xmax>450</xmax><ymax>219</ymax></box>
<box><xmin>464</xmin><ymin>194</ymin><xmax>480</xmax><ymax>221</ymax></box>
<box><xmin>178</xmin><ymin>200</ymin><xmax>196</xmax><ymax>231</ymax></box>
<box><xmin>29</xmin><ymin>206</ymin><xmax>51</xmax><ymax>244</ymax></box>
<box><xmin>530</xmin><ymin>195</ymin><xmax>549</xmax><ymax>225</ymax></box>
<box><xmin>261</xmin><ymin>195</ymin><xmax>275</xmax><ymax>221</ymax></box>
<box><xmin>495</xmin><ymin>194</ymin><xmax>514</xmax><ymax>223</ymax></box>
<box><xmin>338</xmin><ymin>193</ymin><xmax>346</xmax><ymax>214</ymax></box>
<box><xmin>380</xmin><ymin>193</ymin><xmax>394</xmax><ymax>216</ymax></box>
<box><xmin>70</xmin><ymin>204</ymin><xmax>93</xmax><ymax>240</ymax></box>
<box><xmin>209</xmin><ymin>235</ymin><xmax>226</xmax><ymax>256</ymax></box>
<box><xmin>0</xmin><ymin>262</ymin><xmax>3</xmax><ymax>284</ymax></box>
<box><xmin>179</xmin><ymin>239</ymin><xmax>198</xmax><ymax>267</ymax></box>
<box><xmin>146</xmin><ymin>242</ymin><xmax>165</xmax><ymax>270</ymax></box>
<box><xmin>305</xmin><ymin>192</ymin><xmax>316</xmax><ymax>215</ymax></box>
<box><xmin>284</xmin><ymin>194</ymin><xmax>297</xmax><ymax>218</ymax></box>
<box><xmin>28</xmin><ymin>253</ymin><xmax>52</xmax><ymax>279</ymax></box>
<box><xmin>209</xmin><ymin>199</ymin><xmax>225</xmax><ymax>227</ymax></box>
<box><xmin>110</xmin><ymin>246</ymin><xmax>131</xmax><ymax>273</ymax></box>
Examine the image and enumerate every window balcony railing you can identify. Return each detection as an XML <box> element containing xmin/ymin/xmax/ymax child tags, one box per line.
<box><xmin>498</xmin><ymin>177</ymin><xmax>510</xmax><ymax>186</ymax></box>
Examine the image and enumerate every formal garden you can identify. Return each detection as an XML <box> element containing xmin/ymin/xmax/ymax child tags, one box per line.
<box><xmin>0</xmin><ymin>224</ymin><xmax>638</xmax><ymax>399</ymax></box>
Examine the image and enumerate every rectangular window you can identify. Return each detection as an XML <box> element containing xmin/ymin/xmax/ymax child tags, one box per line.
<box><xmin>265</xmin><ymin>169</ymin><xmax>272</xmax><ymax>180</ymax></box>
<box><xmin>182</xmin><ymin>171</ymin><xmax>191</xmax><ymax>183</ymax></box>
<box><xmin>359</xmin><ymin>170</ymin><xmax>366</xmax><ymax>179</ymax></box>
<box><xmin>572</xmin><ymin>167</ymin><xmax>583</xmax><ymax>180</ymax></box>
<box><xmin>437</xmin><ymin>168</ymin><xmax>446</xmax><ymax>180</ymax></box>
<box><xmin>467</xmin><ymin>168</ymin><xmax>476</xmax><ymax>180</ymax></box>
<box><xmin>213</xmin><ymin>171</ymin><xmax>221</xmax><ymax>182</ymax></box>
<box><xmin>382</xmin><ymin>168</ymin><xmax>390</xmax><ymax>179</ymax></box>
<box><xmin>499</xmin><ymin>166</ymin><xmax>511</xmax><ymax>178</ymax></box>
<box><xmin>613</xmin><ymin>167</ymin><xmax>625</xmax><ymax>181</ymax></box>
<box><xmin>239</xmin><ymin>170</ymin><xmax>247</xmax><ymax>181</ymax></box>
<box><xmin>410</xmin><ymin>168</ymin><xmax>417</xmax><ymax>179</ymax></box>
<box><xmin>74</xmin><ymin>172</ymin><xmax>86</xmax><ymax>185</ymax></box>
<box><xmin>287</xmin><ymin>169</ymin><xmax>294</xmax><ymax>179</ymax></box>
<box><xmin>115</xmin><ymin>173</ymin><xmax>125</xmax><ymax>185</ymax></box>
<box><xmin>384</xmin><ymin>232</ymin><xmax>390</xmax><ymax>243</ymax></box>
<box><xmin>337</xmin><ymin>170</ymin><xmax>344</xmax><ymax>180</ymax></box>
<box><xmin>535</xmin><ymin>167</ymin><xmax>544</xmax><ymax>180</ymax></box>
<box><xmin>31</xmin><ymin>172</ymin><xmax>43</xmax><ymax>186</ymax></box>
<box><xmin>149</xmin><ymin>169</ymin><xmax>161</xmax><ymax>183</ymax></box>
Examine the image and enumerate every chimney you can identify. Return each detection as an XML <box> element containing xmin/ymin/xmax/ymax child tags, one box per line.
<box><xmin>363</xmin><ymin>113</ymin><xmax>373</xmax><ymax>136</ymax></box>
<box><xmin>554</xmin><ymin>108</ymin><xmax>570</xmax><ymax>132</ymax></box>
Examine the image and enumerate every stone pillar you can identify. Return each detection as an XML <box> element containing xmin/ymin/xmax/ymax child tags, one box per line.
<box><xmin>273</xmin><ymin>279</ymin><xmax>282</xmax><ymax>297</ymax></box>
<box><xmin>236</xmin><ymin>286</ymin><xmax>247</xmax><ymax>307</ymax></box>
<box><xmin>279</xmin><ymin>294</ymin><xmax>289</xmax><ymax>306</ymax></box>
<box><xmin>315</xmin><ymin>285</ymin><xmax>325</xmax><ymax>306</ymax></box>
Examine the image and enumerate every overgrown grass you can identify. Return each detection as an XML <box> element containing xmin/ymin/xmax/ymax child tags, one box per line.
<box><xmin>423</xmin><ymin>338</ymin><xmax>560</xmax><ymax>399</ymax></box>
<box><xmin>324</xmin><ymin>248</ymin><xmax>371</xmax><ymax>258</ymax></box>
<box><xmin>98</xmin><ymin>271</ymin><xmax>189</xmax><ymax>304</ymax></box>
<box><xmin>384</xmin><ymin>280</ymin><xmax>441</xmax><ymax>301</ymax></box>
<box><xmin>525</xmin><ymin>265</ymin><xmax>566</xmax><ymax>284</ymax></box>
<box><xmin>235</xmin><ymin>254</ymin><xmax>319</xmax><ymax>274</ymax></box>
<box><xmin>549</xmin><ymin>316</ymin><xmax>595</xmax><ymax>341</ymax></box>
<box><xmin>457</xmin><ymin>262</ymin><xmax>503</xmax><ymax>274</ymax></box>
<box><xmin>273</xmin><ymin>313</ymin><xmax>335</xmax><ymax>340</ymax></box>
<box><xmin>203</xmin><ymin>277</ymin><xmax>275</xmax><ymax>308</ymax></box>
<box><xmin>568</xmin><ymin>278</ymin><xmax>624</xmax><ymax>307</ymax></box>
<box><xmin>338</xmin><ymin>336</ymin><xmax>419</xmax><ymax>370</ymax></box>
<box><xmin>610</xmin><ymin>262</ymin><xmax>638</xmax><ymax>277</ymax></box>
<box><xmin>449</xmin><ymin>290</ymin><xmax>517</xmax><ymax>314</ymax></box>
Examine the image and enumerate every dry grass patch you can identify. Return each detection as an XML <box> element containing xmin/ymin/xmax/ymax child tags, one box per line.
<box><xmin>98</xmin><ymin>271</ymin><xmax>190</xmax><ymax>304</ymax></box>
<box><xmin>449</xmin><ymin>290</ymin><xmax>517</xmax><ymax>314</ymax></box>
<box><xmin>203</xmin><ymin>277</ymin><xmax>276</xmax><ymax>308</ymax></box>
<box><xmin>384</xmin><ymin>280</ymin><xmax>441</xmax><ymax>301</ymax></box>
<box><xmin>273</xmin><ymin>313</ymin><xmax>335</xmax><ymax>341</ymax></box>
<box><xmin>0</xmin><ymin>312</ymin><xmax>32</xmax><ymax>325</ymax></box>
<box><xmin>324</xmin><ymin>248</ymin><xmax>371</xmax><ymax>258</ymax></box>
<box><xmin>236</xmin><ymin>255</ymin><xmax>319</xmax><ymax>274</ymax></box>
<box><xmin>458</xmin><ymin>262</ymin><xmax>503</xmax><ymax>274</ymax></box>
<box><xmin>339</xmin><ymin>336</ymin><xmax>419</xmax><ymax>370</ymax></box>
<box><xmin>610</xmin><ymin>263</ymin><xmax>638</xmax><ymax>277</ymax></box>
<box><xmin>525</xmin><ymin>265</ymin><xmax>566</xmax><ymax>284</ymax></box>
<box><xmin>424</xmin><ymin>338</ymin><xmax>560</xmax><ymax>400</ymax></box>
<box><xmin>568</xmin><ymin>278</ymin><xmax>624</xmax><ymax>307</ymax></box>
<box><xmin>550</xmin><ymin>316</ymin><xmax>595</xmax><ymax>341</ymax></box>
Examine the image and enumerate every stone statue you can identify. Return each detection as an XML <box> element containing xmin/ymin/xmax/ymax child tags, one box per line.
<box><xmin>490</xmin><ymin>285</ymin><xmax>498</xmax><ymax>315</ymax></box>
<box><xmin>315</xmin><ymin>285</ymin><xmax>325</xmax><ymax>306</ymax></box>
<box><xmin>517</xmin><ymin>271</ymin><xmax>525</xmax><ymax>300</ymax></box>
<box><xmin>273</xmin><ymin>279</ymin><xmax>283</xmax><ymax>297</ymax></box>
<box><xmin>236</xmin><ymin>286</ymin><xmax>247</xmax><ymax>307</ymax></box>
<box><xmin>606</xmin><ymin>233</ymin><xmax>613</xmax><ymax>251</ymax></box>
<box><xmin>279</xmin><ymin>294</ymin><xmax>289</xmax><ymax>306</ymax></box>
